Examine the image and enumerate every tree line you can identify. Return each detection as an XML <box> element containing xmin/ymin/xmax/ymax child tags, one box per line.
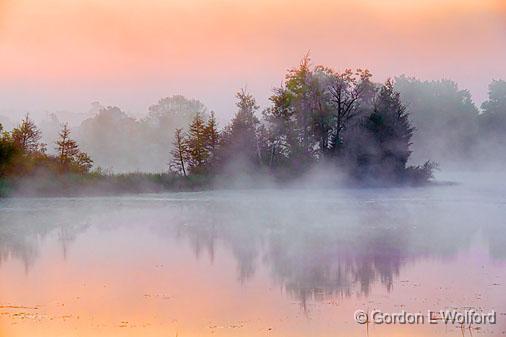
<box><xmin>395</xmin><ymin>76</ymin><xmax>506</xmax><ymax>166</ymax></box>
<box><xmin>2</xmin><ymin>56</ymin><xmax>506</xmax><ymax>189</ymax></box>
<box><xmin>0</xmin><ymin>116</ymin><xmax>92</xmax><ymax>178</ymax></box>
<box><xmin>169</xmin><ymin>57</ymin><xmax>436</xmax><ymax>184</ymax></box>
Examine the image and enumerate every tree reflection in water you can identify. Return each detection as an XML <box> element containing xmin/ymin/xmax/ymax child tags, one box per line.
<box><xmin>0</xmin><ymin>190</ymin><xmax>504</xmax><ymax>308</ymax></box>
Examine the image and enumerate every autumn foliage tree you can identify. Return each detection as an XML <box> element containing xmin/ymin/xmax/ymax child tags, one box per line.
<box><xmin>0</xmin><ymin>56</ymin><xmax>441</xmax><ymax>188</ymax></box>
<box><xmin>56</xmin><ymin>124</ymin><xmax>93</xmax><ymax>174</ymax></box>
<box><xmin>12</xmin><ymin>114</ymin><xmax>46</xmax><ymax>155</ymax></box>
<box><xmin>169</xmin><ymin>109</ymin><xmax>223</xmax><ymax>176</ymax></box>
<box><xmin>185</xmin><ymin>112</ymin><xmax>209</xmax><ymax>174</ymax></box>
<box><xmin>205</xmin><ymin>111</ymin><xmax>220</xmax><ymax>169</ymax></box>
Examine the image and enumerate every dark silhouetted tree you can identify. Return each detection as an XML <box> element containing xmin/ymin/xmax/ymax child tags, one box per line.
<box><xmin>344</xmin><ymin>79</ymin><xmax>415</xmax><ymax>182</ymax></box>
<box><xmin>169</xmin><ymin>128</ymin><xmax>188</xmax><ymax>176</ymax></box>
<box><xmin>328</xmin><ymin>68</ymin><xmax>375</xmax><ymax>155</ymax></box>
<box><xmin>219</xmin><ymin>90</ymin><xmax>261</xmax><ymax>170</ymax></box>
<box><xmin>0</xmin><ymin>124</ymin><xmax>20</xmax><ymax>177</ymax></box>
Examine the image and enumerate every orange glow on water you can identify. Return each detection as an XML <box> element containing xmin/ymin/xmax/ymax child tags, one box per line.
<box><xmin>1</xmin><ymin>224</ymin><xmax>505</xmax><ymax>337</ymax></box>
<box><xmin>0</xmin><ymin>193</ymin><xmax>505</xmax><ymax>337</ymax></box>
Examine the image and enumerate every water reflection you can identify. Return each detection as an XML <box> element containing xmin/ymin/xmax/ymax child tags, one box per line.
<box><xmin>0</xmin><ymin>202</ymin><xmax>90</xmax><ymax>271</ymax></box>
<box><xmin>155</xmin><ymin>193</ymin><xmax>490</xmax><ymax>306</ymax></box>
<box><xmin>1</xmin><ymin>187</ymin><xmax>503</xmax><ymax>305</ymax></box>
<box><xmin>1</xmin><ymin>187</ymin><xmax>505</xmax><ymax>336</ymax></box>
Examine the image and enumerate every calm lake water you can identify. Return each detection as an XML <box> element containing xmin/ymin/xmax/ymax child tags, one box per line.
<box><xmin>0</xmin><ymin>173</ymin><xmax>505</xmax><ymax>337</ymax></box>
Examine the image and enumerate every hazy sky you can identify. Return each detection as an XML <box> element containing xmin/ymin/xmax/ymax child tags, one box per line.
<box><xmin>0</xmin><ymin>0</ymin><xmax>505</xmax><ymax>122</ymax></box>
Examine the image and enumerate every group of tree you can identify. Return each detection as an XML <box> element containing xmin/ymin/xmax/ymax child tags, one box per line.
<box><xmin>394</xmin><ymin>76</ymin><xmax>478</xmax><ymax>163</ymax></box>
<box><xmin>76</xmin><ymin>96</ymin><xmax>207</xmax><ymax>172</ymax></box>
<box><xmin>170</xmin><ymin>56</ymin><xmax>436</xmax><ymax>184</ymax></box>
<box><xmin>57</xmin><ymin>67</ymin><xmax>504</xmax><ymax>175</ymax></box>
<box><xmin>395</xmin><ymin>77</ymin><xmax>506</xmax><ymax>167</ymax></box>
<box><xmin>0</xmin><ymin>115</ymin><xmax>92</xmax><ymax>178</ymax></box>
<box><xmin>2</xmin><ymin>56</ymin><xmax>505</xmax><ymax>187</ymax></box>
<box><xmin>169</xmin><ymin>90</ymin><xmax>260</xmax><ymax>177</ymax></box>
<box><xmin>168</xmin><ymin>58</ymin><xmax>506</xmax><ymax>182</ymax></box>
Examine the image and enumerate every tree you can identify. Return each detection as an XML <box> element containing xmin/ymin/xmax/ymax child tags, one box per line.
<box><xmin>141</xmin><ymin>96</ymin><xmax>208</xmax><ymax>171</ymax></box>
<box><xmin>204</xmin><ymin>111</ymin><xmax>220</xmax><ymax>168</ymax></box>
<box><xmin>476</xmin><ymin>79</ymin><xmax>506</xmax><ymax>162</ymax></box>
<box><xmin>186</xmin><ymin>112</ymin><xmax>209</xmax><ymax>174</ymax></box>
<box><xmin>263</xmin><ymin>56</ymin><xmax>323</xmax><ymax>172</ymax></box>
<box><xmin>146</xmin><ymin>95</ymin><xmax>207</xmax><ymax>129</ymax></box>
<box><xmin>263</xmin><ymin>87</ymin><xmax>294</xmax><ymax>168</ymax></box>
<box><xmin>371</xmin><ymin>79</ymin><xmax>414</xmax><ymax>173</ymax></box>
<box><xmin>328</xmin><ymin>68</ymin><xmax>375</xmax><ymax>153</ymax></box>
<box><xmin>344</xmin><ymin>79</ymin><xmax>415</xmax><ymax>182</ymax></box>
<box><xmin>481</xmin><ymin>79</ymin><xmax>506</xmax><ymax>115</ymax></box>
<box><xmin>75</xmin><ymin>97</ymin><xmax>209</xmax><ymax>173</ymax></box>
<box><xmin>56</xmin><ymin>123</ymin><xmax>93</xmax><ymax>174</ymax></box>
<box><xmin>479</xmin><ymin>79</ymin><xmax>506</xmax><ymax>135</ymax></box>
<box><xmin>12</xmin><ymin>114</ymin><xmax>45</xmax><ymax>154</ymax></box>
<box><xmin>283</xmin><ymin>55</ymin><xmax>320</xmax><ymax>162</ymax></box>
<box><xmin>75</xmin><ymin>152</ymin><xmax>94</xmax><ymax>173</ymax></box>
<box><xmin>79</xmin><ymin>106</ymin><xmax>142</xmax><ymax>172</ymax></box>
<box><xmin>395</xmin><ymin>76</ymin><xmax>478</xmax><ymax>163</ymax></box>
<box><xmin>169</xmin><ymin>128</ymin><xmax>188</xmax><ymax>176</ymax></box>
<box><xmin>0</xmin><ymin>124</ymin><xmax>20</xmax><ymax>177</ymax></box>
<box><xmin>264</xmin><ymin>56</ymin><xmax>376</xmax><ymax>170</ymax></box>
<box><xmin>219</xmin><ymin>89</ymin><xmax>261</xmax><ymax>170</ymax></box>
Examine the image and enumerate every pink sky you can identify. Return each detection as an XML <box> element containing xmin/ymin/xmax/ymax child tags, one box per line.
<box><xmin>0</xmin><ymin>0</ymin><xmax>505</xmax><ymax>122</ymax></box>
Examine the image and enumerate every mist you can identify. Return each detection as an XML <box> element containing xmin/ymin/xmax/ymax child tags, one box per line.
<box><xmin>1</xmin><ymin>74</ymin><xmax>502</xmax><ymax>178</ymax></box>
<box><xmin>1</xmin><ymin>173</ymin><xmax>505</xmax><ymax>335</ymax></box>
<box><xmin>1</xmin><ymin>1</ymin><xmax>505</xmax><ymax>336</ymax></box>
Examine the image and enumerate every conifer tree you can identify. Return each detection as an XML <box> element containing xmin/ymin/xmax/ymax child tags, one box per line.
<box><xmin>186</xmin><ymin>112</ymin><xmax>209</xmax><ymax>173</ymax></box>
<box><xmin>204</xmin><ymin>111</ymin><xmax>220</xmax><ymax>168</ymax></box>
<box><xmin>12</xmin><ymin>114</ymin><xmax>46</xmax><ymax>154</ymax></box>
<box><xmin>220</xmin><ymin>90</ymin><xmax>261</xmax><ymax>167</ymax></box>
<box><xmin>56</xmin><ymin>123</ymin><xmax>93</xmax><ymax>173</ymax></box>
<box><xmin>347</xmin><ymin>79</ymin><xmax>414</xmax><ymax>181</ymax></box>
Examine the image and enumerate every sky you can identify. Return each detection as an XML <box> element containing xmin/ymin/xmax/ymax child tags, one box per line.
<box><xmin>0</xmin><ymin>0</ymin><xmax>505</xmax><ymax>123</ymax></box>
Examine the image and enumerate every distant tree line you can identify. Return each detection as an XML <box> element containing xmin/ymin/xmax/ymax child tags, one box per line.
<box><xmin>1</xmin><ymin>56</ymin><xmax>506</xmax><ymax>192</ymax></box>
<box><xmin>74</xmin><ymin>96</ymin><xmax>208</xmax><ymax>172</ymax></box>
<box><xmin>395</xmin><ymin>77</ymin><xmax>506</xmax><ymax>166</ymax></box>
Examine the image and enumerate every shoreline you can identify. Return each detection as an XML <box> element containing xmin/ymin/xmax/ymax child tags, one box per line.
<box><xmin>0</xmin><ymin>173</ymin><xmax>441</xmax><ymax>198</ymax></box>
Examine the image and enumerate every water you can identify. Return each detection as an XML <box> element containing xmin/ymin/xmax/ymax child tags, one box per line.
<box><xmin>0</xmin><ymin>173</ymin><xmax>505</xmax><ymax>337</ymax></box>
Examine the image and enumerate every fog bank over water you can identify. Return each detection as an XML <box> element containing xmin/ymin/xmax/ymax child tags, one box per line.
<box><xmin>0</xmin><ymin>1</ymin><xmax>505</xmax><ymax>336</ymax></box>
<box><xmin>2</xmin><ymin>77</ymin><xmax>505</xmax><ymax>175</ymax></box>
<box><xmin>0</xmin><ymin>172</ymin><xmax>505</xmax><ymax>336</ymax></box>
